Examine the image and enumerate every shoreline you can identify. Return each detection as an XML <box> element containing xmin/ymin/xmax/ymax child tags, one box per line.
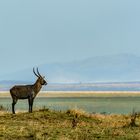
<box><xmin>1</xmin><ymin>91</ymin><xmax>140</xmax><ymax>97</ymax></box>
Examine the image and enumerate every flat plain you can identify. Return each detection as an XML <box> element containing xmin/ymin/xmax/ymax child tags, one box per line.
<box><xmin>1</xmin><ymin>91</ymin><xmax>140</xmax><ymax>97</ymax></box>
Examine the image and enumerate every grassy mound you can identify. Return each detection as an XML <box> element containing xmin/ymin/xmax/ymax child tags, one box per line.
<box><xmin>0</xmin><ymin>108</ymin><xmax>140</xmax><ymax>140</ymax></box>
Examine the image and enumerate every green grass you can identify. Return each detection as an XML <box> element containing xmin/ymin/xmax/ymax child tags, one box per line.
<box><xmin>0</xmin><ymin>108</ymin><xmax>140</xmax><ymax>140</ymax></box>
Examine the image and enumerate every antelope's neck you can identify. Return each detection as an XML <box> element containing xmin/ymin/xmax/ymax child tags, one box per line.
<box><xmin>33</xmin><ymin>81</ymin><xmax>42</xmax><ymax>94</ymax></box>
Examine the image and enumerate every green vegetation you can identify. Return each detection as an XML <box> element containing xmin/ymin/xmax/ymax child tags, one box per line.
<box><xmin>0</xmin><ymin>108</ymin><xmax>140</xmax><ymax>140</ymax></box>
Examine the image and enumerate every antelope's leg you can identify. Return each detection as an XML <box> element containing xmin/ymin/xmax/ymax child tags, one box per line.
<box><xmin>28</xmin><ymin>98</ymin><xmax>34</xmax><ymax>113</ymax></box>
<box><xmin>12</xmin><ymin>98</ymin><xmax>17</xmax><ymax>114</ymax></box>
<box><xmin>28</xmin><ymin>98</ymin><xmax>31</xmax><ymax>113</ymax></box>
<box><xmin>30</xmin><ymin>98</ymin><xmax>34</xmax><ymax>113</ymax></box>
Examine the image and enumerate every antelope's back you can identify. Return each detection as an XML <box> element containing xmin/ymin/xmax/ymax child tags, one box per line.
<box><xmin>10</xmin><ymin>85</ymin><xmax>33</xmax><ymax>99</ymax></box>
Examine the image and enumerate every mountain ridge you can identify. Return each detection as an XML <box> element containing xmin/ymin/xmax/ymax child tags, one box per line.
<box><xmin>1</xmin><ymin>53</ymin><xmax>140</xmax><ymax>83</ymax></box>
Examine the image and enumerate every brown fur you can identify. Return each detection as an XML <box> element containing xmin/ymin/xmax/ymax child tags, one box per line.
<box><xmin>10</xmin><ymin>68</ymin><xmax>47</xmax><ymax>114</ymax></box>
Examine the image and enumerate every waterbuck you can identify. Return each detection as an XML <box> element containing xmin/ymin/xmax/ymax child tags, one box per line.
<box><xmin>10</xmin><ymin>68</ymin><xmax>47</xmax><ymax>114</ymax></box>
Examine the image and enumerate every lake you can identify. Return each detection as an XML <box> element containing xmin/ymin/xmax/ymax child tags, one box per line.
<box><xmin>1</xmin><ymin>96</ymin><xmax>140</xmax><ymax>114</ymax></box>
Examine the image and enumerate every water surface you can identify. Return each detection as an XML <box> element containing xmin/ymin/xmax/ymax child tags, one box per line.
<box><xmin>1</xmin><ymin>96</ymin><xmax>140</xmax><ymax>114</ymax></box>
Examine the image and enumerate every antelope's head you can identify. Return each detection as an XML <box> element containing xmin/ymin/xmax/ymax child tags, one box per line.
<box><xmin>33</xmin><ymin>68</ymin><xmax>47</xmax><ymax>85</ymax></box>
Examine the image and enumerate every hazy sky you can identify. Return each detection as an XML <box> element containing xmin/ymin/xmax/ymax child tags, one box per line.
<box><xmin>0</xmin><ymin>0</ymin><xmax>140</xmax><ymax>74</ymax></box>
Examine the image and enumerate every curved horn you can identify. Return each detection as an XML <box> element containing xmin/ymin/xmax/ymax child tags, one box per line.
<box><xmin>33</xmin><ymin>67</ymin><xmax>39</xmax><ymax>77</ymax></box>
<box><xmin>37</xmin><ymin>67</ymin><xmax>42</xmax><ymax>77</ymax></box>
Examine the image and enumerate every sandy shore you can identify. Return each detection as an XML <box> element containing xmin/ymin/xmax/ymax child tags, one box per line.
<box><xmin>1</xmin><ymin>91</ymin><xmax>140</xmax><ymax>97</ymax></box>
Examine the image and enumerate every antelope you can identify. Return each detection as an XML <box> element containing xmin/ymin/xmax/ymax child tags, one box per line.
<box><xmin>10</xmin><ymin>68</ymin><xmax>47</xmax><ymax>114</ymax></box>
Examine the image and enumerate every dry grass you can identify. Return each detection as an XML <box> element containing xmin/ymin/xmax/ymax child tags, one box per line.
<box><xmin>0</xmin><ymin>108</ymin><xmax>140</xmax><ymax>139</ymax></box>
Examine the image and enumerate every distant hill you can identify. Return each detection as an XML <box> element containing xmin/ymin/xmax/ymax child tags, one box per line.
<box><xmin>1</xmin><ymin>53</ymin><xmax>140</xmax><ymax>83</ymax></box>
